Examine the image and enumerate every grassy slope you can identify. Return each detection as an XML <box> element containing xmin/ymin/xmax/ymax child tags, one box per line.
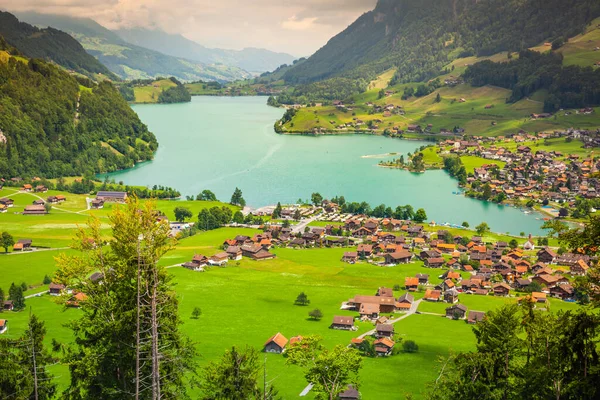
<box><xmin>133</xmin><ymin>78</ymin><xmax>177</xmax><ymax>103</ymax></box>
<box><xmin>557</xmin><ymin>17</ymin><xmax>600</xmax><ymax>67</ymax></box>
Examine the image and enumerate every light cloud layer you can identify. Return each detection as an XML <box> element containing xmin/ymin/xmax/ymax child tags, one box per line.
<box><xmin>0</xmin><ymin>0</ymin><xmax>377</xmax><ymax>56</ymax></box>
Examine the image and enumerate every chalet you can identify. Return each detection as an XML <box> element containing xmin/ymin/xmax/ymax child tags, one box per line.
<box><xmin>91</xmin><ymin>199</ymin><xmax>104</xmax><ymax>209</ymax></box>
<box><xmin>352</xmin><ymin>227</ymin><xmax>374</xmax><ymax>237</ymax></box>
<box><xmin>22</xmin><ymin>184</ymin><xmax>33</xmax><ymax>192</ymax></box>
<box><xmin>0</xmin><ymin>198</ymin><xmax>14</xmax><ymax>207</ymax></box>
<box><xmin>330</xmin><ymin>316</ymin><xmax>355</xmax><ymax>331</ymax></box>
<box><xmin>225</xmin><ymin>246</ymin><xmax>242</xmax><ymax>260</ymax></box>
<box><xmin>446</xmin><ymin>304</ymin><xmax>468</xmax><ymax>320</ymax></box>
<box><xmin>374</xmin><ymin>338</ymin><xmax>395</xmax><ymax>356</ymax></box>
<box><xmin>3</xmin><ymin>301</ymin><xmax>13</xmax><ymax>311</ymax></box>
<box><xmin>384</xmin><ymin>251</ymin><xmax>413</xmax><ymax>265</ymax></box>
<box><xmin>420</xmin><ymin>250</ymin><xmax>441</xmax><ymax>260</ymax></box>
<box><xmin>467</xmin><ymin>311</ymin><xmax>486</xmax><ymax>324</ymax></box>
<box><xmin>66</xmin><ymin>292</ymin><xmax>88</xmax><ymax>308</ymax></box>
<box><xmin>264</xmin><ymin>332</ymin><xmax>288</xmax><ymax>354</ymax></box>
<box><xmin>96</xmin><ymin>191</ymin><xmax>128</xmax><ymax>203</ymax></box>
<box><xmin>342</xmin><ymin>251</ymin><xmax>358</xmax><ymax>264</ymax></box>
<box><xmin>569</xmin><ymin>259</ymin><xmax>589</xmax><ymax>276</ymax></box>
<box><xmin>549</xmin><ymin>284</ymin><xmax>574</xmax><ymax>300</ymax></box>
<box><xmin>209</xmin><ymin>252</ymin><xmax>229</xmax><ymax>266</ymax></box>
<box><xmin>533</xmin><ymin>274</ymin><xmax>560</xmax><ymax>287</ymax></box>
<box><xmin>182</xmin><ymin>254</ymin><xmax>208</xmax><ymax>271</ymax></box>
<box><xmin>493</xmin><ymin>283</ymin><xmax>511</xmax><ymax>296</ymax></box>
<box><xmin>407</xmin><ymin>226</ymin><xmax>423</xmax><ymax>236</ymax></box>
<box><xmin>396</xmin><ymin>293</ymin><xmax>414</xmax><ymax>311</ymax></box>
<box><xmin>34</xmin><ymin>185</ymin><xmax>48</xmax><ymax>193</ymax></box>
<box><xmin>407</xmin><ymin>124</ymin><xmax>422</xmax><ymax>133</ymax></box>
<box><xmin>377</xmin><ymin>287</ymin><xmax>394</xmax><ymax>297</ymax></box>
<box><xmin>339</xmin><ymin>385</ymin><xmax>360</xmax><ymax>400</ymax></box>
<box><xmin>423</xmin><ymin>289</ymin><xmax>442</xmax><ymax>302</ymax></box>
<box><xmin>416</xmin><ymin>273</ymin><xmax>429</xmax><ymax>285</ymax></box>
<box><xmin>13</xmin><ymin>239</ymin><xmax>32</xmax><ymax>251</ymax></box>
<box><xmin>530</xmin><ymin>292</ymin><xmax>548</xmax><ymax>304</ymax></box>
<box><xmin>375</xmin><ymin>323</ymin><xmax>394</xmax><ymax>338</ymax></box>
<box><xmin>444</xmin><ymin>289</ymin><xmax>459</xmax><ymax>304</ymax></box>
<box><xmin>0</xmin><ymin>320</ymin><xmax>7</xmax><ymax>334</ymax></box>
<box><xmin>359</xmin><ymin>303</ymin><xmax>380</xmax><ymax>319</ymax></box>
<box><xmin>537</xmin><ymin>248</ymin><xmax>557</xmax><ymax>263</ymax></box>
<box><xmin>348</xmin><ymin>295</ymin><xmax>396</xmax><ymax>313</ymax></box>
<box><xmin>515</xmin><ymin>278</ymin><xmax>532</xmax><ymax>290</ymax></box>
<box><xmin>405</xmin><ymin>277</ymin><xmax>419</xmax><ymax>291</ymax></box>
<box><xmin>357</xmin><ymin>244</ymin><xmax>373</xmax><ymax>257</ymax></box>
<box><xmin>240</xmin><ymin>244</ymin><xmax>275</xmax><ymax>261</ymax></box>
<box><xmin>49</xmin><ymin>283</ymin><xmax>66</xmax><ymax>296</ymax></box>
<box><xmin>424</xmin><ymin>257</ymin><xmax>444</xmax><ymax>268</ymax></box>
<box><xmin>23</xmin><ymin>205</ymin><xmax>47</xmax><ymax>215</ymax></box>
<box><xmin>288</xmin><ymin>238</ymin><xmax>306</xmax><ymax>248</ymax></box>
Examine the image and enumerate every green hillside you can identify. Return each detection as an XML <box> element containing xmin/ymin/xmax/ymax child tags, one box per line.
<box><xmin>0</xmin><ymin>11</ymin><xmax>115</xmax><ymax>79</ymax></box>
<box><xmin>0</xmin><ymin>36</ymin><xmax>157</xmax><ymax>178</ymax></box>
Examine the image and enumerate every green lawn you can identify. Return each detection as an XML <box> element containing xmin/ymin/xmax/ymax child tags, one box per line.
<box><xmin>133</xmin><ymin>79</ymin><xmax>177</xmax><ymax>103</ymax></box>
<box><xmin>460</xmin><ymin>155</ymin><xmax>506</xmax><ymax>174</ymax></box>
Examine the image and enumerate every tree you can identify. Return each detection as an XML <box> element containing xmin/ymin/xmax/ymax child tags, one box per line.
<box><xmin>174</xmin><ymin>206</ymin><xmax>193</xmax><ymax>222</ymax></box>
<box><xmin>462</xmin><ymin>221</ymin><xmax>469</xmax><ymax>228</ymax></box>
<box><xmin>44</xmin><ymin>202</ymin><xmax>52</xmax><ymax>213</ymax></box>
<box><xmin>509</xmin><ymin>239</ymin><xmax>518</xmax><ymax>249</ymax></box>
<box><xmin>435</xmin><ymin>93</ymin><xmax>441</xmax><ymax>103</ymax></box>
<box><xmin>201</xmin><ymin>346</ymin><xmax>278</xmax><ymax>400</ymax></box>
<box><xmin>8</xmin><ymin>282</ymin><xmax>25</xmax><ymax>310</ymax></box>
<box><xmin>295</xmin><ymin>292</ymin><xmax>310</xmax><ymax>306</ymax></box>
<box><xmin>286</xmin><ymin>335</ymin><xmax>362</xmax><ymax>400</ymax></box>
<box><xmin>272</xmin><ymin>202</ymin><xmax>282</xmax><ymax>219</ymax></box>
<box><xmin>311</xmin><ymin>192</ymin><xmax>323</xmax><ymax>206</ymax></box>
<box><xmin>232</xmin><ymin>211</ymin><xmax>244</xmax><ymax>224</ymax></box>
<box><xmin>197</xmin><ymin>190</ymin><xmax>217</xmax><ymax>201</ymax></box>
<box><xmin>413</xmin><ymin>208</ymin><xmax>427</xmax><ymax>223</ymax></box>
<box><xmin>282</xmin><ymin>219</ymin><xmax>291</xmax><ymax>228</ymax></box>
<box><xmin>402</xmin><ymin>340</ymin><xmax>419</xmax><ymax>353</ymax></box>
<box><xmin>20</xmin><ymin>282</ymin><xmax>28</xmax><ymax>292</ymax></box>
<box><xmin>293</xmin><ymin>209</ymin><xmax>302</xmax><ymax>221</ymax></box>
<box><xmin>0</xmin><ymin>231</ymin><xmax>14</xmax><ymax>253</ymax></box>
<box><xmin>475</xmin><ymin>222</ymin><xmax>490</xmax><ymax>236</ymax></box>
<box><xmin>43</xmin><ymin>275</ymin><xmax>52</xmax><ymax>284</ymax></box>
<box><xmin>191</xmin><ymin>307</ymin><xmax>202</xmax><ymax>319</ymax></box>
<box><xmin>542</xmin><ymin>219</ymin><xmax>568</xmax><ymax>237</ymax></box>
<box><xmin>308</xmin><ymin>309</ymin><xmax>323</xmax><ymax>321</ymax></box>
<box><xmin>54</xmin><ymin>198</ymin><xmax>197</xmax><ymax>399</ymax></box>
<box><xmin>230</xmin><ymin>187</ymin><xmax>246</xmax><ymax>207</ymax></box>
<box><xmin>559</xmin><ymin>207</ymin><xmax>569</xmax><ymax>218</ymax></box>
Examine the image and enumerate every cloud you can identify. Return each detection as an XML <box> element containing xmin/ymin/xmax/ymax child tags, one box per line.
<box><xmin>281</xmin><ymin>15</ymin><xmax>318</xmax><ymax>31</ymax></box>
<box><xmin>0</xmin><ymin>0</ymin><xmax>376</xmax><ymax>56</ymax></box>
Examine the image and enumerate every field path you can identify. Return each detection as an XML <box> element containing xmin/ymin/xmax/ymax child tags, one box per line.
<box><xmin>356</xmin><ymin>298</ymin><xmax>423</xmax><ymax>340</ymax></box>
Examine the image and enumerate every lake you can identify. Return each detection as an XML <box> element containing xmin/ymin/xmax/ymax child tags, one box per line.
<box><xmin>104</xmin><ymin>96</ymin><xmax>547</xmax><ymax>235</ymax></box>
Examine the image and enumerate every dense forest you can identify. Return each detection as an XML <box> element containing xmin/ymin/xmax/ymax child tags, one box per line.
<box><xmin>464</xmin><ymin>50</ymin><xmax>600</xmax><ymax>112</ymax></box>
<box><xmin>0</xmin><ymin>11</ymin><xmax>114</xmax><ymax>78</ymax></box>
<box><xmin>275</xmin><ymin>0</ymin><xmax>600</xmax><ymax>101</ymax></box>
<box><xmin>157</xmin><ymin>78</ymin><xmax>192</xmax><ymax>103</ymax></box>
<box><xmin>0</xmin><ymin>37</ymin><xmax>157</xmax><ymax>178</ymax></box>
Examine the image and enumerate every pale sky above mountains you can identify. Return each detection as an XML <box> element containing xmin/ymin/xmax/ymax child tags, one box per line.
<box><xmin>1</xmin><ymin>0</ymin><xmax>377</xmax><ymax>56</ymax></box>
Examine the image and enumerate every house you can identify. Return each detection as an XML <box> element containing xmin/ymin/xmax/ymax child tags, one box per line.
<box><xmin>3</xmin><ymin>301</ymin><xmax>13</xmax><ymax>311</ymax></box>
<box><xmin>49</xmin><ymin>283</ymin><xmax>65</xmax><ymax>296</ymax></box>
<box><xmin>467</xmin><ymin>311</ymin><xmax>486</xmax><ymax>324</ymax></box>
<box><xmin>13</xmin><ymin>239</ymin><xmax>32</xmax><ymax>251</ymax></box>
<box><xmin>264</xmin><ymin>332</ymin><xmax>288</xmax><ymax>353</ymax></box>
<box><xmin>444</xmin><ymin>289</ymin><xmax>460</xmax><ymax>304</ymax></box>
<box><xmin>446</xmin><ymin>304</ymin><xmax>468</xmax><ymax>320</ymax></box>
<box><xmin>537</xmin><ymin>248</ymin><xmax>557</xmax><ymax>264</ymax></box>
<box><xmin>357</xmin><ymin>244</ymin><xmax>373</xmax><ymax>258</ymax></box>
<box><xmin>374</xmin><ymin>338</ymin><xmax>395</xmax><ymax>356</ymax></box>
<box><xmin>347</xmin><ymin>295</ymin><xmax>396</xmax><ymax>313</ymax></box>
<box><xmin>96</xmin><ymin>191</ymin><xmax>128</xmax><ymax>203</ymax></box>
<box><xmin>549</xmin><ymin>284</ymin><xmax>574</xmax><ymax>300</ymax></box>
<box><xmin>339</xmin><ymin>385</ymin><xmax>360</xmax><ymax>400</ymax></box>
<box><xmin>570</xmin><ymin>259</ymin><xmax>589</xmax><ymax>276</ymax></box>
<box><xmin>384</xmin><ymin>251</ymin><xmax>413</xmax><ymax>265</ymax></box>
<box><xmin>416</xmin><ymin>273</ymin><xmax>429</xmax><ymax>285</ymax></box>
<box><xmin>209</xmin><ymin>252</ymin><xmax>229</xmax><ymax>266</ymax></box>
<box><xmin>352</xmin><ymin>227</ymin><xmax>374</xmax><ymax>237</ymax></box>
<box><xmin>23</xmin><ymin>205</ymin><xmax>47</xmax><ymax>215</ymax></box>
<box><xmin>359</xmin><ymin>303</ymin><xmax>380</xmax><ymax>319</ymax></box>
<box><xmin>375</xmin><ymin>323</ymin><xmax>394</xmax><ymax>338</ymax></box>
<box><xmin>342</xmin><ymin>251</ymin><xmax>358</xmax><ymax>263</ymax></box>
<box><xmin>0</xmin><ymin>320</ymin><xmax>7</xmax><ymax>334</ymax></box>
<box><xmin>515</xmin><ymin>278</ymin><xmax>532</xmax><ymax>290</ymax></box>
<box><xmin>530</xmin><ymin>292</ymin><xmax>548</xmax><ymax>304</ymax></box>
<box><xmin>424</xmin><ymin>257</ymin><xmax>445</xmax><ymax>268</ymax></box>
<box><xmin>330</xmin><ymin>316</ymin><xmax>355</xmax><ymax>330</ymax></box>
<box><xmin>0</xmin><ymin>198</ymin><xmax>14</xmax><ymax>207</ymax></box>
<box><xmin>240</xmin><ymin>244</ymin><xmax>275</xmax><ymax>261</ymax></box>
<box><xmin>225</xmin><ymin>246</ymin><xmax>242</xmax><ymax>260</ymax></box>
<box><xmin>396</xmin><ymin>293</ymin><xmax>414</xmax><ymax>311</ymax></box>
<box><xmin>22</xmin><ymin>184</ymin><xmax>33</xmax><ymax>192</ymax></box>
<box><xmin>91</xmin><ymin>199</ymin><xmax>104</xmax><ymax>209</ymax></box>
<box><xmin>66</xmin><ymin>292</ymin><xmax>88</xmax><ymax>308</ymax></box>
<box><xmin>405</xmin><ymin>277</ymin><xmax>419</xmax><ymax>291</ymax></box>
<box><xmin>34</xmin><ymin>185</ymin><xmax>48</xmax><ymax>193</ymax></box>
<box><xmin>423</xmin><ymin>289</ymin><xmax>442</xmax><ymax>302</ymax></box>
<box><xmin>493</xmin><ymin>283</ymin><xmax>511</xmax><ymax>296</ymax></box>
<box><xmin>377</xmin><ymin>287</ymin><xmax>394</xmax><ymax>297</ymax></box>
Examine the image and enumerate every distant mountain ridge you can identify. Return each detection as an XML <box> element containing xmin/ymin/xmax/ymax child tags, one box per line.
<box><xmin>13</xmin><ymin>11</ymin><xmax>252</xmax><ymax>82</ymax></box>
<box><xmin>114</xmin><ymin>28</ymin><xmax>296</xmax><ymax>73</ymax></box>
<box><xmin>0</xmin><ymin>11</ymin><xmax>115</xmax><ymax>78</ymax></box>
<box><xmin>281</xmin><ymin>0</ymin><xmax>600</xmax><ymax>85</ymax></box>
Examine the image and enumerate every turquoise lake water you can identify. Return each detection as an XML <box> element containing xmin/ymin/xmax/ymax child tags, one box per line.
<box><xmin>104</xmin><ymin>96</ymin><xmax>547</xmax><ymax>235</ymax></box>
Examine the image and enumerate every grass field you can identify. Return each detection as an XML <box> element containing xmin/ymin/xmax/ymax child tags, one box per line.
<box><xmin>460</xmin><ymin>155</ymin><xmax>506</xmax><ymax>174</ymax></box>
<box><xmin>133</xmin><ymin>78</ymin><xmax>177</xmax><ymax>103</ymax></box>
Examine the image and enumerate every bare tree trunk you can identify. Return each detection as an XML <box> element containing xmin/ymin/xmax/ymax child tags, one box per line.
<box><xmin>151</xmin><ymin>267</ymin><xmax>161</xmax><ymax>400</ymax></box>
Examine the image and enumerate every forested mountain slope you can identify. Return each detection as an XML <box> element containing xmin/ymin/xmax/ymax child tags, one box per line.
<box><xmin>282</xmin><ymin>0</ymin><xmax>600</xmax><ymax>85</ymax></box>
<box><xmin>0</xmin><ymin>11</ymin><xmax>115</xmax><ymax>79</ymax></box>
<box><xmin>14</xmin><ymin>11</ymin><xmax>251</xmax><ymax>82</ymax></box>
<box><xmin>0</xmin><ymin>36</ymin><xmax>157</xmax><ymax>178</ymax></box>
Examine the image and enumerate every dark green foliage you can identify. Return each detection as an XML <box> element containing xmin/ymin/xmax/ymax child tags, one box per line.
<box><xmin>158</xmin><ymin>83</ymin><xmax>192</xmax><ymax>104</ymax></box>
<box><xmin>402</xmin><ymin>340</ymin><xmax>419</xmax><ymax>353</ymax></box>
<box><xmin>118</xmin><ymin>84</ymin><xmax>135</xmax><ymax>101</ymax></box>
<box><xmin>295</xmin><ymin>292</ymin><xmax>310</xmax><ymax>306</ymax></box>
<box><xmin>43</xmin><ymin>275</ymin><xmax>52</xmax><ymax>285</ymax></box>
<box><xmin>198</xmin><ymin>206</ymin><xmax>233</xmax><ymax>231</ymax></box>
<box><xmin>444</xmin><ymin>157</ymin><xmax>467</xmax><ymax>185</ymax></box>
<box><xmin>174</xmin><ymin>207</ymin><xmax>192</xmax><ymax>222</ymax></box>
<box><xmin>0</xmin><ymin>53</ymin><xmax>157</xmax><ymax>178</ymax></box>
<box><xmin>197</xmin><ymin>190</ymin><xmax>217</xmax><ymax>201</ymax></box>
<box><xmin>0</xmin><ymin>11</ymin><xmax>114</xmax><ymax>78</ymax></box>
<box><xmin>0</xmin><ymin>231</ymin><xmax>14</xmax><ymax>252</ymax></box>
<box><xmin>230</xmin><ymin>187</ymin><xmax>246</xmax><ymax>207</ymax></box>
<box><xmin>308</xmin><ymin>308</ymin><xmax>323</xmax><ymax>321</ymax></box>
<box><xmin>8</xmin><ymin>282</ymin><xmax>25</xmax><ymax>310</ymax></box>
<box><xmin>464</xmin><ymin>50</ymin><xmax>600</xmax><ymax>112</ymax></box>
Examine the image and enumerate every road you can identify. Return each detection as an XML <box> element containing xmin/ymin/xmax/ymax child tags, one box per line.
<box><xmin>356</xmin><ymin>298</ymin><xmax>423</xmax><ymax>339</ymax></box>
<box><xmin>25</xmin><ymin>290</ymin><xmax>49</xmax><ymax>299</ymax></box>
<box><xmin>292</xmin><ymin>215</ymin><xmax>319</xmax><ymax>234</ymax></box>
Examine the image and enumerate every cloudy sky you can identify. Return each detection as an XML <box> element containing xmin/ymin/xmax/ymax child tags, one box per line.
<box><xmin>1</xmin><ymin>0</ymin><xmax>377</xmax><ymax>56</ymax></box>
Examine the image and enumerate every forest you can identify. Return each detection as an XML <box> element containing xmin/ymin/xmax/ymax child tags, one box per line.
<box><xmin>463</xmin><ymin>50</ymin><xmax>600</xmax><ymax>112</ymax></box>
<box><xmin>0</xmin><ymin>38</ymin><xmax>157</xmax><ymax>178</ymax></box>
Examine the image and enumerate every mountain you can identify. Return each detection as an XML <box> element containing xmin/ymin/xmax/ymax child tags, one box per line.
<box><xmin>0</xmin><ymin>33</ymin><xmax>157</xmax><ymax>178</ymax></box>
<box><xmin>114</xmin><ymin>28</ymin><xmax>296</xmax><ymax>73</ymax></box>
<box><xmin>13</xmin><ymin>11</ymin><xmax>251</xmax><ymax>82</ymax></box>
<box><xmin>281</xmin><ymin>0</ymin><xmax>600</xmax><ymax>85</ymax></box>
<box><xmin>0</xmin><ymin>11</ymin><xmax>115</xmax><ymax>79</ymax></box>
